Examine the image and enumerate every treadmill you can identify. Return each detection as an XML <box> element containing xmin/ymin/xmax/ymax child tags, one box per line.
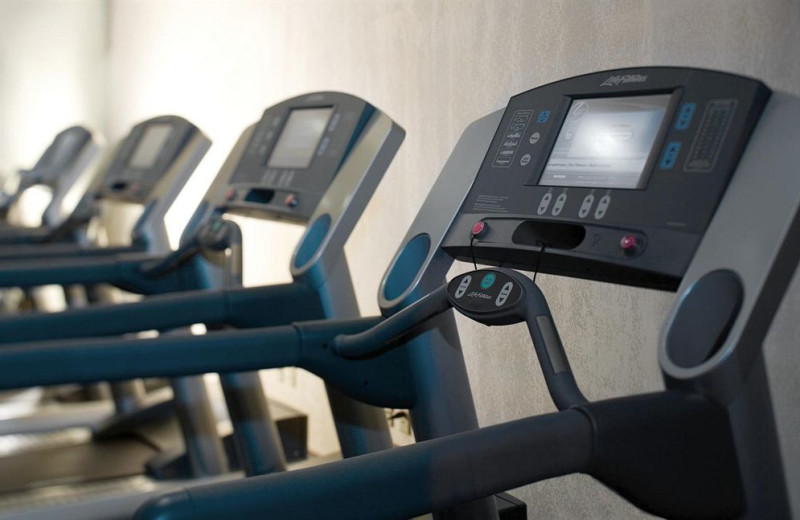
<box><xmin>125</xmin><ymin>66</ymin><xmax>800</xmax><ymax>519</ymax></box>
<box><xmin>0</xmin><ymin>125</ymin><xmax>100</xmax><ymax>241</ymax></box>
<box><xmin>0</xmin><ymin>92</ymin><xmax>405</xmax><ymax>519</ymax></box>
<box><xmin>0</xmin><ymin>115</ymin><xmax>210</xmax><ymax>454</ymax></box>
<box><xmin>0</xmin><ymin>98</ymin><xmax>528</xmax><ymax>519</ymax></box>
<box><xmin>0</xmin><ymin>116</ymin><xmax>208</xmax><ymax>265</ymax></box>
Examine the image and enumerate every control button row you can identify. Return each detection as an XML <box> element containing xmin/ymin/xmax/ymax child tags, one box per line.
<box><xmin>537</xmin><ymin>193</ymin><xmax>611</xmax><ymax>220</ymax></box>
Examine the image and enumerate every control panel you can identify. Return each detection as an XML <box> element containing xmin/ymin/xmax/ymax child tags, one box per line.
<box><xmin>99</xmin><ymin>115</ymin><xmax>200</xmax><ymax>203</ymax></box>
<box><xmin>222</xmin><ymin>92</ymin><xmax>375</xmax><ymax>223</ymax></box>
<box><xmin>444</xmin><ymin>67</ymin><xmax>770</xmax><ymax>289</ymax></box>
<box><xmin>447</xmin><ymin>269</ymin><xmax>525</xmax><ymax>325</ymax></box>
<box><xmin>33</xmin><ymin>126</ymin><xmax>93</xmax><ymax>185</ymax></box>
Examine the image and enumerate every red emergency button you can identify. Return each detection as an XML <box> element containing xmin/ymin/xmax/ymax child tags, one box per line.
<box><xmin>285</xmin><ymin>194</ymin><xmax>298</xmax><ymax>208</ymax></box>
<box><xmin>471</xmin><ymin>221</ymin><xmax>487</xmax><ymax>237</ymax></box>
<box><xmin>620</xmin><ymin>234</ymin><xmax>638</xmax><ymax>253</ymax></box>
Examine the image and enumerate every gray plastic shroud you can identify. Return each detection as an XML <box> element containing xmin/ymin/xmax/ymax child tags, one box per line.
<box><xmin>659</xmin><ymin>91</ymin><xmax>800</xmax><ymax>519</ymax></box>
<box><xmin>175</xmin><ymin>125</ymin><xmax>256</xmax><ymax>291</ymax></box>
<box><xmin>378</xmin><ymin>110</ymin><xmax>504</xmax><ymax>314</ymax></box>
<box><xmin>178</xmin><ymin>125</ymin><xmax>256</xmax><ymax>248</ymax></box>
<box><xmin>290</xmin><ymin>110</ymin><xmax>405</xmax><ymax>458</ymax></box>
<box><xmin>131</xmin><ymin>130</ymin><xmax>211</xmax><ymax>254</ymax></box>
<box><xmin>375</xmin><ymin>110</ymin><xmax>504</xmax><ymax>520</ymax></box>
<box><xmin>40</xmin><ymin>129</ymin><xmax>102</xmax><ymax>229</ymax></box>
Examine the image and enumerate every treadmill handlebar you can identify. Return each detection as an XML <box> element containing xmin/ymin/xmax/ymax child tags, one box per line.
<box><xmin>0</xmin><ymin>289</ymin><xmax>225</xmax><ymax>343</ymax></box>
<box><xmin>0</xmin><ymin>252</ymin><xmax>157</xmax><ymax>288</ymax></box>
<box><xmin>135</xmin><ymin>392</ymin><xmax>743</xmax><ymax>520</ymax></box>
<box><xmin>0</xmin><ymin>225</ymin><xmax>54</xmax><ymax>245</ymax></box>
<box><xmin>0</xmin><ymin>313</ymin><xmax>407</xmax><ymax>406</ymax></box>
<box><xmin>139</xmin><ymin>217</ymin><xmax>241</xmax><ymax>277</ymax></box>
<box><xmin>138</xmin><ymin>237</ymin><xmax>202</xmax><ymax>277</ymax></box>
<box><xmin>0</xmin><ymin>243</ymin><xmax>144</xmax><ymax>261</ymax></box>
<box><xmin>0</xmin><ymin>282</ymin><xmax>325</xmax><ymax>344</ymax></box>
<box><xmin>330</xmin><ymin>285</ymin><xmax>452</xmax><ymax>358</ymax></box>
<box><xmin>334</xmin><ymin>267</ymin><xmax>587</xmax><ymax>410</ymax></box>
<box><xmin>444</xmin><ymin>268</ymin><xmax>588</xmax><ymax>409</ymax></box>
<box><xmin>135</xmin><ymin>409</ymin><xmax>593</xmax><ymax>520</ymax></box>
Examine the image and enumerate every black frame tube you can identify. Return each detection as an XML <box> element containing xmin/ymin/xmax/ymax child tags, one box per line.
<box><xmin>135</xmin><ymin>409</ymin><xmax>592</xmax><ymax>520</ymax></box>
<box><xmin>0</xmin><ymin>282</ymin><xmax>325</xmax><ymax>343</ymax></box>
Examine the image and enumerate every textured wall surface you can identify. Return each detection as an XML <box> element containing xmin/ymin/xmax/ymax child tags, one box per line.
<box><xmin>0</xmin><ymin>0</ymin><xmax>106</xmax><ymax>178</ymax></box>
<box><xmin>108</xmin><ymin>0</ymin><xmax>800</xmax><ymax>517</ymax></box>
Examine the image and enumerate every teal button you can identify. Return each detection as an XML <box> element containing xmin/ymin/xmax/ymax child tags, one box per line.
<box><xmin>480</xmin><ymin>272</ymin><xmax>496</xmax><ymax>289</ymax></box>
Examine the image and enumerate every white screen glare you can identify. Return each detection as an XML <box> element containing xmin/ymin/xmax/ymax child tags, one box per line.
<box><xmin>539</xmin><ymin>94</ymin><xmax>671</xmax><ymax>189</ymax></box>
<box><xmin>128</xmin><ymin>124</ymin><xmax>173</xmax><ymax>169</ymax></box>
<box><xmin>267</xmin><ymin>107</ymin><xmax>334</xmax><ymax>169</ymax></box>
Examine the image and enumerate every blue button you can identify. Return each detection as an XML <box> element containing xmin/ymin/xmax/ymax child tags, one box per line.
<box><xmin>480</xmin><ymin>272</ymin><xmax>496</xmax><ymax>289</ymax></box>
<box><xmin>660</xmin><ymin>141</ymin><xmax>681</xmax><ymax>170</ymax></box>
<box><xmin>675</xmin><ymin>102</ymin><xmax>696</xmax><ymax>130</ymax></box>
<box><xmin>537</xmin><ymin>110</ymin><xmax>550</xmax><ymax>123</ymax></box>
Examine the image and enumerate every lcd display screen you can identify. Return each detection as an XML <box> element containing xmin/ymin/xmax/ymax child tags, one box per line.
<box><xmin>539</xmin><ymin>94</ymin><xmax>672</xmax><ymax>189</ymax></box>
<box><xmin>128</xmin><ymin>124</ymin><xmax>173</xmax><ymax>169</ymax></box>
<box><xmin>267</xmin><ymin>107</ymin><xmax>334</xmax><ymax>169</ymax></box>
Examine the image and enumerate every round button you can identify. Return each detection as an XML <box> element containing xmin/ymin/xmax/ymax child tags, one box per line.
<box><xmin>620</xmin><ymin>234</ymin><xmax>638</xmax><ymax>252</ymax></box>
<box><xmin>285</xmin><ymin>194</ymin><xmax>298</xmax><ymax>208</ymax></box>
<box><xmin>480</xmin><ymin>272</ymin><xmax>496</xmax><ymax>289</ymax></box>
<box><xmin>529</xmin><ymin>132</ymin><xmax>541</xmax><ymax>145</ymax></box>
<box><xmin>471</xmin><ymin>221</ymin><xmax>486</xmax><ymax>237</ymax></box>
<box><xmin>520</xmin><ymin>154</ymin><xmax>531</xmax><ymax>166</ymax></box>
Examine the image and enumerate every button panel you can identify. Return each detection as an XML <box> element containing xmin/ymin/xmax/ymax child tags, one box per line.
<box><xmin>492</xmin><ymin>109</ymin><xmax>533</xmax><ymax>168</ymax></box>
<box><xmin>447</xmin><ymin>270</ymin><xmax>523</xmax><ymax>314</ymax></box>
<box><xmin>454</xmin><ymin>67</ymin><xmax>770</xmax><ymax>290</ymax></box>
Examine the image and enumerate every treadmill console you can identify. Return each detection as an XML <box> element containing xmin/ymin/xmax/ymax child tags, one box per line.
<box><xmin>223</xmin><ymin>92</ymin><xmax>375</xmax><ymax>222</ymax></box>
<box><xmin>31</xmin><ymin>126</ymin><xmax>94</xmax><ymax>185</ymax></box>
<box><xmin>100</xmin><ymin>115</ymin><xmax>200</xmax><ymax>203</ymax></box>
<box><xmin>444</xmin><ymin>67</ymin><xmax>770</xmax><ymax>289</ymax></box>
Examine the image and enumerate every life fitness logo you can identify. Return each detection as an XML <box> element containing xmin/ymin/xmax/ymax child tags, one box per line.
<box><xmin>600</xmin><ymin>74</ymin><xmax>648</xmax><ymax>87</ymax></box>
